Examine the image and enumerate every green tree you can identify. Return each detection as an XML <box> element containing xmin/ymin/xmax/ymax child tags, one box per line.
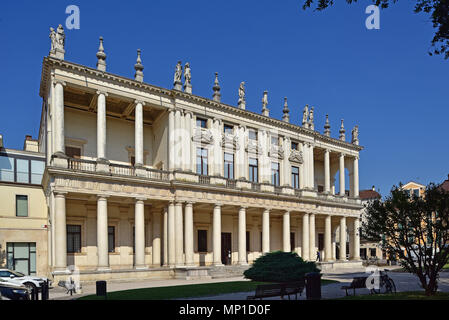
<box><xmin>302</xmin><ymin>0</ymin><xmax>449</xmax><ymax>59</ymax></box>
<box><xmin>363</xmin><ymin>183</ymin><xmax>449</xmax><ymax>295</ymax></box>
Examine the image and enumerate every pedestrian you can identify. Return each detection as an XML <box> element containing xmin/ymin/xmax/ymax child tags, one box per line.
<box><xmin>316</xmin><ymin>250</ymin><xmax>321</xmax><ymax>262</ymax></box>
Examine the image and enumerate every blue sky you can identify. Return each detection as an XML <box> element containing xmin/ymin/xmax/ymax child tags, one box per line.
<box><xmin>1</xmin><ymin>0</ymin><xmax>448</xmax><ymax>196</ymax></box>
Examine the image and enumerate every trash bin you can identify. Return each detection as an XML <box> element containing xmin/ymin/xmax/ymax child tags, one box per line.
<box><xmin>96</xmin><ymin>280</ymin><xmax>107</xmax><ymax>298</ymax></box>
<box><xmin>305</xmin><ymin>272</ymin><xmax>322</xmax><ymax>300</ymax></box>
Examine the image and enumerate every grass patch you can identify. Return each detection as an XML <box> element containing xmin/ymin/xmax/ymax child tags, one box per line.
<box><xmin>443</xmin><ymin>263</ymin><xmax>449</xmax><ymax>270</ymax></box>
<box><xmin>338</xmin><ymin>291</ymin><xmax>449</xmax><ymax>300</ymax></box>
<box><xmin>79</xmin><ymin>279</ymin><xmax>338</xmax><ymax>300</ymax></box>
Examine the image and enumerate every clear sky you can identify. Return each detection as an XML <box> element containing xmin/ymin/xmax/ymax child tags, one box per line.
<box><xmin>1</xmin><ymin>0</ymin><xmax>448</xmax><ymax>196</ymax></box>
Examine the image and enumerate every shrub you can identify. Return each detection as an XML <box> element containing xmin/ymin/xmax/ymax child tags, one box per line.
<box><xmin>243</xmin><ymin>251</ymin><xmax>319</xmax><ymax>283</ymax></box>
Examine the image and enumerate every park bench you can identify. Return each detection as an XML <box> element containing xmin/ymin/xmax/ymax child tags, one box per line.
<box><xmin>247</xmin><ymin>280</ymin><xmax>305</xmax><ymax>300</ymax></box>
<box><xmin>341</xmin><ymin>276</ymin><xmax>368</xmax><ymax>296</ymax></box>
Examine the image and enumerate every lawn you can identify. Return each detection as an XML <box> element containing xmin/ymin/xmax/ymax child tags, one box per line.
<box><xmin>338</xmin><ymin>291</ymin><xmax>449</xmax><ymax>300</ymax></box>
<box><xmin>79</xmin><ymin>279</ymin><xmax>337</xmax><ymax>300</ymax></box>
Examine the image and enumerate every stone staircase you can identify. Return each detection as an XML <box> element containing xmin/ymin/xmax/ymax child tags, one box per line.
<box><xmin>208</xmin><ymin>265</ymin><xmax>250</xmax><ymax>279</ymax></box>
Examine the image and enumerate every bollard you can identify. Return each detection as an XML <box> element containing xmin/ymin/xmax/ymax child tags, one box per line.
<box><xmin>305</xmin><ymin>272</ymin><xmax>322</xmax><ymax>300</ymax></box>
<box><xmin>96</xmin><ymin>280</ymin><xmax>107</xmax><ymax>299</ymax></box>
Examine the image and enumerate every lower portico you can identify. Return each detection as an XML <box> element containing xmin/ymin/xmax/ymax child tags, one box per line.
<box><xmin>48</xmin><ymin>174</ymin><xmax>362</xmax><ymax>282</ymax></box>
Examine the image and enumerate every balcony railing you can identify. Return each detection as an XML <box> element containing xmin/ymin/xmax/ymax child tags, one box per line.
<box><xmin>226</xmin><ymin>179</ymin><xmax>237</xmax><ymax>189</ymax></box>
<box><xmin>251</xmin><ymin>182</ymin><xmax>261</xmax><ymax>192</ymax></box>
<box><xmin>68</xmin><ymin>158</ymin><xmax>97</xmax><ymax>172</ymax></box>
<box><xmin>199</xmin><ymin>175</ymin><xmax>211</xmax><ymax>185</ymax></box>
<box><xmin>110</xmin><ymin>163</ymin><xmax>135</xmax><ymax>176</ymax></box>
<box><xmin>146</xmin><ymin>168</ymin><xmax>170</xmax><ymax>181</ymax></box>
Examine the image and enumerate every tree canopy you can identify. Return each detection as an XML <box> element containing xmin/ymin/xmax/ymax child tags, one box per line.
<box><xmin>302</xmin><ymin>0</ymin><xmax>449</xmax><ymax>59</ymax></box>
<box><xmin>363</xmin><ymin>183</ymin><xmax>449</xmax><ymax>295</ymax></box>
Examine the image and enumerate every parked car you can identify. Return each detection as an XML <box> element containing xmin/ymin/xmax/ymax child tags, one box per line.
<box><xmin>0</xmin><ymin>269</ymin><xmax>51</xmax><ymax>292</ymax></box>
<box><xmin>0</xmin><ymin>279</ymin><xmax>30</xmax><ymax>300</ymax></box>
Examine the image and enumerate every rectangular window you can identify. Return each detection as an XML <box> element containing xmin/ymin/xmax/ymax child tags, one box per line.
<box><xmin>0</xmin><ymin>156</ymin><xmax>14</xmax><ymax>182</ymax></box>
<box><xmin>65</xmin><ymin>146</ymin><xmax>81</xmax><ymax>159</ymax></box>
<box><xmin>196</xmin><ymin>148</ymin><xmax>208</xmax><ymax>175</ymax></box>
<box><xmin>318</xmin><ymin>233</ymin><xmax>324</xmax><ymax>251</ymax></box>
<box><xmin>271</xmin><ymin>136</ymin><xmax>279</xmax><ymax>146</ymax></box>
<box><xmin>224</xmin><ymin>153</ymin><xmax>234</xmax><ymax>179</ymax></box>
<box><xmin>248</xmin><ymin>130</ymin><xmax>257</xmax><ymax>141</ymax></box>
<box><xmin>370</xmin><ymin>248</ymin><xmax>377</xmax><ymax>257</ymax></box>
<box><xmin>30</xmin><ymin>160</ymin><xmax>45</xmax><ymax>185</ymax></box>
<box><xmin>16</xmin><ymin>195</ymin><xmax>28</xmax><ymax>217</ymax></box>
<box><xmin>67</xmin><ymin>225</ymin><xmax>81</xmax><ymax>253</ymax></box>
<box><xmin>6</xmin><ymin>242</ymin><xmax>36</xmax><ymax>276</ymax></box>
<box><xmin>198</xmin><ymin>230</ymin><xmax>207</xmax><ymax>252</ymax></box>
<box><xmin>108</xmin><ymin>226</ymin><xmax>115</xmax><ymax>253</ymax></box>
<box><xmin>223</xmin><ymin>124</ymin><xmax>233</xmax><ymax>134</ymax></box>
<box><xmin>16</xmin><ymin>159</ymin><xmax>29</xmax><ymax>183</ymax></box>
<box><xmin>291</xmin><ymin>142</ymin><xmax>299</xmax><ymax>150</ymax></box>
<box><xmin>249</xmin><ymin>158</ymin><xmax>258</xmax><ymax>183</ymax></box>
<box><xmin>246</xmin><ymin>231</ymin><xmax>250</xmax><ymax>252</ymax></box>
<box><xmin>290</xmin><ymin>233</ymin><xmax>295</xmax><ymax>252</ymax></box>
<box><xmin>318</xmin><ymin>185</ymin><xmax>324</xmax><ymax>193</ymax></box>
<box><xmin>413</xmin><ymin>189</ymin><xmax>420</xmax><ymax>197</ymax></box>
<box><xmin>271</xmin><ymin>162</ymin><xmax>280</xmax><ymax>186</ymax></box>
<box><xmin>291</xmin><ymin>166</ymin><xmax>299</xmax><ymax>189</ymax></box>
<box><xmin>196</xmin><ymin>118</ymin><xmax>207</xmax><ymax>128</ymax></box>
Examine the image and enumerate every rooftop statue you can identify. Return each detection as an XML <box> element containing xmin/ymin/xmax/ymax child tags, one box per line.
<box><xmin>173</xmin><ymin>61</ymin><xmax>182</xmax><ymax>90</ymax></box>
<box><xmin>351</xmin><ymin>125</ymin><xmax>359</xmax><ymax>145</ymax></box>
<box><xmin>49</xmin><ymin>24</ymin><xmax>65</xmax><ymax>59</ymax></box>
<box><xmin>238</xmin><ymin>82</ymin><xmax>246</xmax><ymax>109</ymax></box>
<box><xmin>184</xmin><ymin>62</ymin><xmax>191</xmax><ymax>85</ymax></box>
<box><xmin>302</xmin><ymin>105</ymin><xmax>309</xmax><ymax>128</ymax></box>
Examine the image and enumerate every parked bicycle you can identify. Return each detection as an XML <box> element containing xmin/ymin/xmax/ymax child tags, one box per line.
<box><xmin>369</xmin><ymin>269</ymin><xmax>396</xmax><ymax>294</ymax></box>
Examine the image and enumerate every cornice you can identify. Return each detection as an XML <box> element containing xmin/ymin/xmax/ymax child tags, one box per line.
<box><xmin>40</xmin><ymin>57</ymin><xmax>364</xmax><ymax>153</ymax></box>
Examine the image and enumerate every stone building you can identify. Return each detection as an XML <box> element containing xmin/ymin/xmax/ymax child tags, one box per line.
<box><xmin>38</xmin><ymin>26</ymin><xmax>363</xmax><ymax>281</ymax></box>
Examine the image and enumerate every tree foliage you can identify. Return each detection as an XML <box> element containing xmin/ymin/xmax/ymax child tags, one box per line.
<box><xmin>243</xmin><ymin>251</ymin><xmax>319</xmax><ymax>283</ymax></box>
<box><xmin>302</xmin><ymin>0</ymin><xmax>449</xmax><ymax>59</ymax></box>
<box><xmin>363</xmin><ymin>183</ymin><xmax>449</xmax><ymax>295</ymax></box>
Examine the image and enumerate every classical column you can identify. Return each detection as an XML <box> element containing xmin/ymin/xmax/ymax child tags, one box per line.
<box><xmin>96</xmin><ymin>91</ymin><xmax>108</xmax><ymax>162</ymax></box>
<box><xmin>168</xmin><ymin>201</ymin><xmax>175</xmax><ymax>266</ymax></box>
<box><xmin>175</xmin><ymin>201</ymin><xmax>184</xmax><ymax>266</ymax></box>
<box><xmin>53</xmin><ymin>80</ymin><xmax>66</xmax><ymax>158</ymax></box>
<box><xmin>352</xmin><ymin>218</ymin><xmax>360</xmax><ymax>260</ymax></box>
<box><xmin>309</xmin><ymin>213</ymin><xmax>316</xmax><ymax>260</ymax></box>
<box><xmin>309</xmin><ymin>144</ymin><xmax>315</xmax><ymax>189</ymax></box>
<box><xmin>184</xmin><ymin>202</ymin><xmax>194</xmax><ymax>266</ymax></box>
<box><xmin>353</xmin><ymin>157</ymin><xmax>359</xmax><ymax>198</ymax></box>
<box><xmin>135</xmin><ymin>100</ymin><xmax>145</xmax><ymax>168</ymax></box>
<box><xmin>238</xmin><ymin>207</ymin><xmax>247</xmax><ymax>265</ymax></box>
<box><xmin>152</xmin><ymin>209</ymin><xmax>161</xmax><ymax>267</ymax></box>
<box><xmin>174</xmin><ymin>109</ymin><xmax>182</xmax><ymax>170</ymax></box>
<box><xmin>324</xmin><ymin>149</ymin><xmax>330</xmax><ymax>193</ymax></box>
<box><xmin>339</xmin><ymin>153</ymin><xmax>345</xmax><ymax>196</ymax></box>
<box><xmin>302</xmin><ymin>213</ymin><xmax>310</xmax><ymax>260</ymax></box>
<box><xmin>97</xmin><ymin>196</ymin><xmax>109</xmax><ymax>270</ymax></box>
<box><xmin>325</xmin><ymin>215</ymin><xmax>332</xmax><ymax>261</ymax></box>
<box><xmin>212</xmin><ymin>204</ymin><xmax>223</xmax><ymax>266</ymax></box>
<box><xmin>134</xmin><ymin>198</ymin><xmax>146</xmax><ymax>269</ymax></box>
<box><xmin>282</xmin><ymin>137</ymin><xmax>291</xmax><ymax>187</ymax></box>
<box><xmin>162</xmin><ymin>206</ymin><xmax>168</xmax><ymax>266</ymax></box>
<box><xmin>299</xmin><ymin>143</ymin><xmax>305</xmax><ymax>189</ymax></box>
<box><xmin>54</xmin><ymin>192</ymin><xmax>67</xmax><ymax>271</ymax></box>
<box><xmin>283</xmin><ymin>211</ymin><xmax>291</xmax><ymax>252</ymax></box>
<box><xmin>168</xmin><ymin>109</ymin><xmax>175</xmax><ymax>171</ymax></box>
<box><xmin>339</xmin><ymin>216</ymin><xmax>347</xmax><ymax>260</ymax></box>
<box><xmin>184</xmin><ymin>112</ymin><xmax>192</xmax><ymax>172</ymax></box>
<box><xmin>262</xmin><ymin>209</ymin><xmax>270</xmax><ymax>253</ymax></box>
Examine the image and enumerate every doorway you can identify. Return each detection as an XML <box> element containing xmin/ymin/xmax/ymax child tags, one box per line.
<box><xmin>221</xmin><ymin>233</ymin><xmax>232</xmax><ymax>265</ymax></box>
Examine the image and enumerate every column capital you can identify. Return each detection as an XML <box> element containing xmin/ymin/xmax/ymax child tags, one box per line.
<box><xmin>324</xmin><ymin>148</ymin><xmax>330</xmax><ymax>154</ymax></box>
<box><xmin>54</xmin><ymin>191</ymin><xmax>68</xmax><ymax>198</ymax></box>
<box><xmin>239</xmin><ymin>206</ymin><xmax>248</xmax><ymax>210</ymax></box>
<box><xmin>175</xmin><ymin>201</ymin><xmax>184</xmax><ymax>206</ymax></box>
<box><xmin>134</xmin><ymin>99</ymin><xmax>145</xmax><ymax>106</ymax></box>
<box><xmin>97</xmin><ymin>195</ymin><xmax>110</xmax><ymax>200</ymax></box>
<box><xmin>185</xmin><ymin>201</ymin><xmax>194</xmax><ymax>206</ymax></box>
<box><xmin>213</xmin><ymin>117</ymin><xmax>223</xmax><ymax>125</ymax></box>
<box><xmin>135</xmin><ymin>197</ymin><xmax>147</xmax><ymax>202</ymax></box>
<box><xmin>339</xmin><ymin>152</ymin><xmax>346</xmax><ymax>158</ymax></box>
<box><xmin>53</xmin><ymin>79</ymin><xmax>66</xmax><ymax>87</ymax></box>
<box><xmin>184</xmin><ymin>110</ymin><xmax>194</xmax><ymax>118</ymax></box>
<box><xmin>214</xmin><ymin>203</ymin><xmax>222</xmax><ymax>209</ymax></box>
<box><xmin>96</xmin><ymin>90</ymin><xmax>108</xmax><ymax>97</ymax></box>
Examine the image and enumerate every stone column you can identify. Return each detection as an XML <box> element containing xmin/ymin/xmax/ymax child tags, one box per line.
<box><xmin>212</xmin><ymin>204</ymin><xmax>223</xmax><ymax>266</ymax></box>
<box><xmin>152</xmin><ymin>209</ymin><xmax>161</xmax><ymax>267</ymax></box>
<box><xmin>353</xmin><ymin>157</ymin><xmax>359</xmax><ymax>198</ymax></box>
<box><xmin>302</xmin><ymin>213</ymin><xmax>310</xmax><ymax>260</ymax></box>
<box><xmin>175</xmin><ymin>201</ymin><xmax>184</xmax><ymax>266</ymax></box>
<box><xmin>309</xmin><ymin>213</ymin><xmax>316</xmax><ymax>260</ymax></box>
<box><xmin>325</xmin><ymin>215</ymin><xmax>332</xmax><ymax>261</ymax></box>
<box><xmin>96</xmin><ymin>91</ymin><xmax>108</xmax><ymax>163</ymax></box>
<box><xmin>352</xmin><ymin>218</ymin><xmax>360</xmax><ymax>260</ymax></box>
<box><xmin>324</xmin><ymin>149</ymin><xmax>330</xmax><ymax>193</ymax></box>
<box><xmin>282</xmin><ymin>137</ymin><xmax>291</xmax><ymax>187</ymax></box>
<box><xmin>238</xmin><ymin>207</ymin><xmax>247</xmax><ymax>265</ymax></box>
<box><xmin>339</xmin><ymin>216</ymin><xmax>347</xmax><ymax>260</ymax></box>
<box><xmin>283</xmin><ymin>211</ymin><xmax>291</xmax><ymax>252</ymax></box>
<box><xmin>184</xmin><ymin>202</ymin><xmax>194</xmax><ymax>266</ymax></box>
<box><xmin>168</xmin><ymin>201</ymin><xmax>175</xmax><ymax>266</ymax></box>
<box><xmin>309</xmin><ymin>144</ymin><xmax>315</xmax><ymax>189</ymax></box>
<box><xmin>53</xmin><ymin>80</ymin><xmax>66</xmax><ymax>159</ymax></box>
<box><xmin>299</xmin><ymin>143</ymin><xmax>305</xmax><ymax>189</ymax></box>
<box><xmin>262</xmin><ymin>209</ymin><xmax>270</xmax><ymax>253</ymax></box>
<box><xmin>134</xmin><ymin>198</ymin><xmax>146</xmax><ymax>269</ymax></box>
<box><xmin>184</xmin><ymin>112</ymin><xmax>192</xmax><ymax>172</ymax></box>
<box><xmin>135</xmin><ymin>100</ymin><xmax>145</xmax><ymax>174</ymax></box>
<box><xmin>339</xmin><ymin>153</ymin><xmax>345</xmax><ymax>196</ymax></box>
<box><xmin>97</xmin><ymin>196</ymin><xmax>109</xmax><ymax>270</ymax></box>
<box><xmin>168</xmin><ymin>109</ymin><xmax>175</xmax><ymax>172</ymax></box>
<box><xmin>162</xmin><ymin>206</ymin><xmax>168</xmax><ymax>266</ymax></box>
<box><xmin>54</xmin><ymin>192</ymin><xmax>67</xmax><ymax>271</ymax></box>
<box><xmin>174</xmin><ymin>109</ymin><xmax>182</xmax><ymax>170</ymax></box>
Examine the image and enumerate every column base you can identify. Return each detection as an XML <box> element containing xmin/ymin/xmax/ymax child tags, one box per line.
<box><xmin>213</xmin><ymin>263</ymin><xmax>224</xmax><ymax>267</ymax></box>
<box><xmin>52</xmin><ymin>268</ymin><xmax>70</xmax><ymax>274</ymax></box>
<box><xmin>135</xmin><ymin>265</ymin><xmax>149</xmax><ymax>270</ymax></box>
<box><xmin>97</xmin><ymin>267</ymin><xmax>111</xmax><ymax>271</ymax></box>
<box><xmin>238</xmin><ymin>262</ymin><xmax>249</xmax><ymax>266</ymax></box>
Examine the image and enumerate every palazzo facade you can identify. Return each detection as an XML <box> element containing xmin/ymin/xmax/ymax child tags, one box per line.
<box><xmin>39</xmin><ymin>26</ymin><xmax>363</xmax><ymax>281</ymax></box>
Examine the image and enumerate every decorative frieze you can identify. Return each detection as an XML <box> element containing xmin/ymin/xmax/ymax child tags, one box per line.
<box><xmin>289</xmin><ymin>149</ymin><xmax>304</xmax><ymax>164</ymax></box>
<box><xmin>269</xmin><ymin>145</ymin><xmax>284</xmax><ymax>159</ymax></box>
<box><xmin>192</xmin><ymin>127</ymin><xmax>214</xmax><ymax>145</ymax></box>
<box><xmin>221</xmin><ymin>132</ymin><xmax>239</xmax><ymax>150</ymax></box>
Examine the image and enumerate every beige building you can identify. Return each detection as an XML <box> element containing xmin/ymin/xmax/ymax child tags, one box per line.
<box><xmin>37</xmin><ymin>26</ymin><xmax>364</xmax><ymax>281</ymax></box>
<box><xmin>0</xmin><ymin>135</ymin><xmax>48</xmax><ymax>276</ymax></box>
